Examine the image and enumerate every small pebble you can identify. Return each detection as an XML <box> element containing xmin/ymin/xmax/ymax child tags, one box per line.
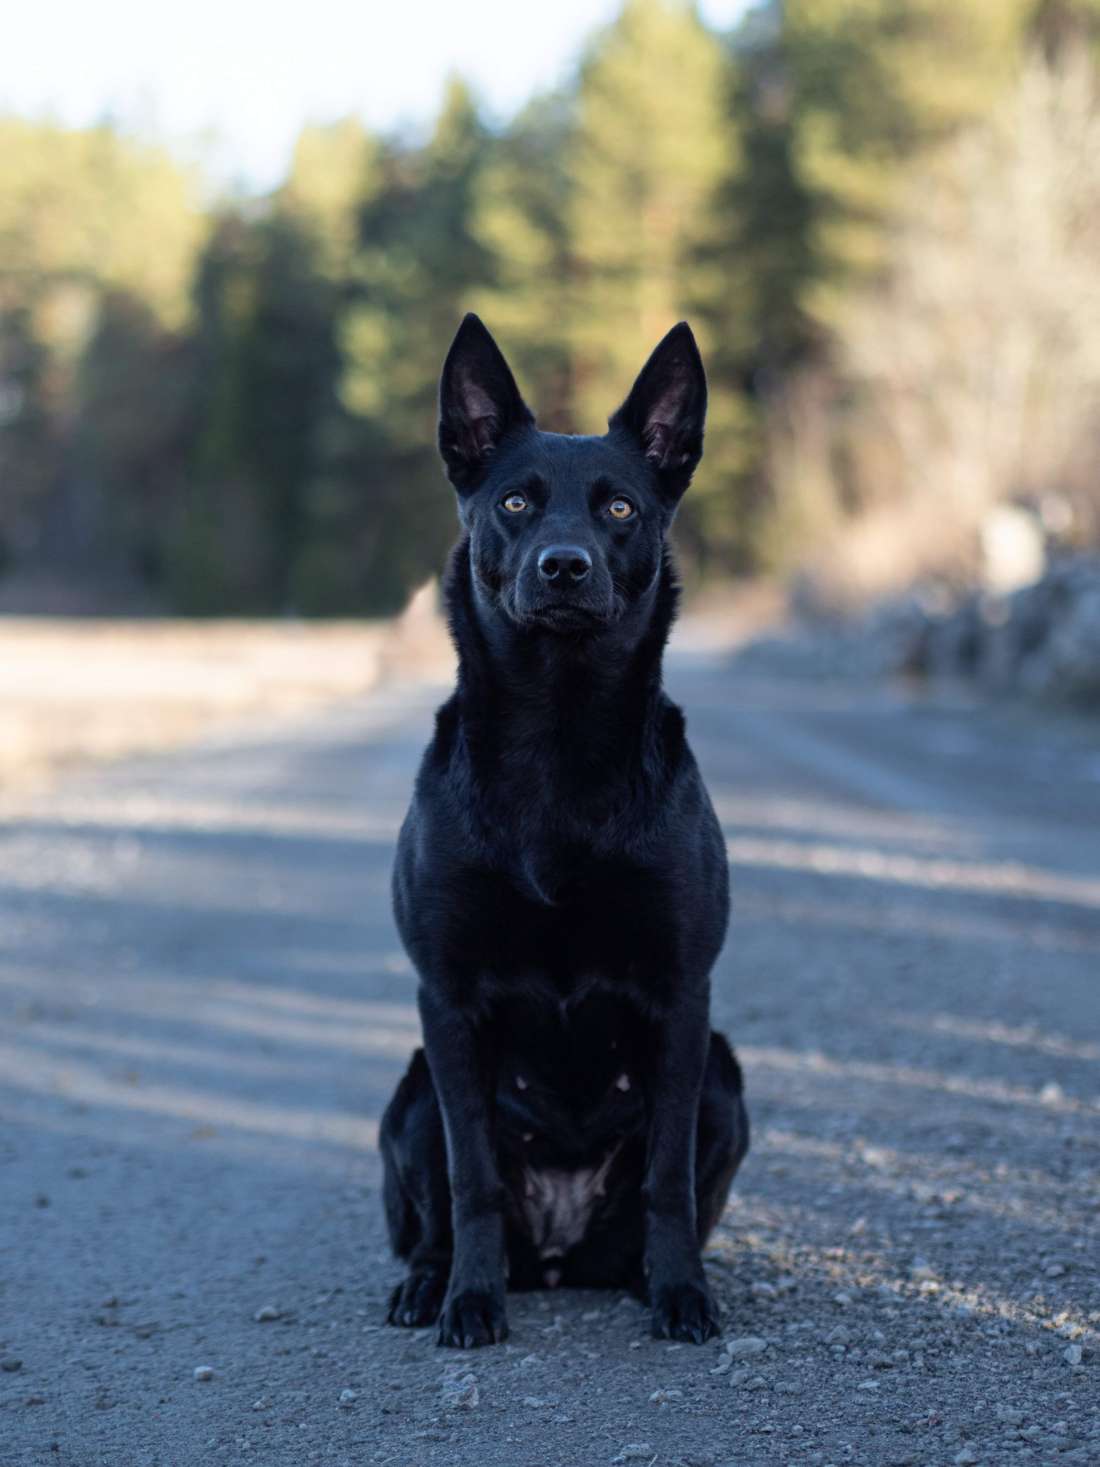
<box><xmin>856</xmin><ymin>1380</ymin><xmax>880</xmax><ymax>1391</ymax></box>
<box><xmin>1064</xmin><ymin>1344</ymin><xmax>1083</xmax><ymax>1366</ymax></box>
<box><xmin>954</xmin><ymin>1449</ymin><xmax>979</xmax><ymax>1466</ymax></box>
<box><xmin>725</xmin><ymin>1335</ymin><xmax>767</xmax><ymax>1357</ymax></box>
<box><xmin>649</xmin><ymin>1387</ymin><xmax>683</xmax><ymax>1404</ymax></box>
<box><xmin>254</xmin><ymin>1305</ymin><xmax>280</xmax><ymax>1323</ymax></box>
<box><xmin>612</xmin><ymin>1446</ymin><xmax>654</xmax><ymax>1463</ymax></box>
<box><xmin>1</xmin><ymin>1359</ymin><xmax>23</xmax><ymax>1373</ymax></box>
<box><xmin>441</xmin><ymin>1374</ymin><xmax>478</xmax><ymax>1410</ymax></box>
<box><xmin>193</xmin><ymin>1366</ymin><xmax>215</xmax><ymax>1382</ymax></box>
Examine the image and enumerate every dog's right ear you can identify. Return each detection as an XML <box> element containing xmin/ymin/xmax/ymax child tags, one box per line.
<box><xmin>438</xmin><ymin>315</ymin><xmax>535</xmax><ymax>491</ymax></box>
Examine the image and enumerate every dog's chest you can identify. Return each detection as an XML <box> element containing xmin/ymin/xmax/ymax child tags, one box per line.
<box><xmin>457</xmin><ymin>854</ymin><xmax>681</xmax><ymax>998</ymax></box>
<box><xmin>518</xmin><ymin>1152</ymin><xmax>618</xmax><ymax>1266</ymax></box>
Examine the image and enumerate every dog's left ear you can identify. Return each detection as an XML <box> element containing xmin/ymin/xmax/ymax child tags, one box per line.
<box><xmin>608</xmin><ymin>322</ymin><xmax>707</xmax><ymax>501</ymax></box>
<box><xmin>438</xmin><ymin>314</ymin><xmax>535</xmax><ymax>492</ymax></box>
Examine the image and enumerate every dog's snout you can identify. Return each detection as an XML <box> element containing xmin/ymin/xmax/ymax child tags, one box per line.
<box><xmin>538</xmin><ymin>546</ymin><xmax>592</xmax><ymax>584</ymax></box>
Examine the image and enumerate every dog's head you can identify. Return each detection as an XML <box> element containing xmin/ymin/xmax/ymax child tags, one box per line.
<box><xmin>438</xmin><ymin>314</ymin><xmax>706</xmax><ymax>634</ymax></box>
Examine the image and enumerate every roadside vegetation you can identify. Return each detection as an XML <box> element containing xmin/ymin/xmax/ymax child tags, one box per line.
<box><xmin>5</xmin><ymin>2</ymin><xmax>1100</xmax><ymax>622</ymax></box>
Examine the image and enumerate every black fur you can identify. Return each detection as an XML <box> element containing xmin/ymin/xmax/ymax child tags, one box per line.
<box><xmin>381</xmin><ymin>315</ymin><xmax>749</xmax><ymax>1348</ymax></box>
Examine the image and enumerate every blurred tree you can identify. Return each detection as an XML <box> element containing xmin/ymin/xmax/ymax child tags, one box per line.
<box><xmin>0</xmin><ymin>119</ymin><xmax>202</xmax><ymax>324</ymax></box>
<box><xmin>7</xmin><ymin>0</ymin><xmax>1100</xmax><ymax>616</ymax></box>
<box><xmin>175</xmin><ymin>208</ymin><xmax>342</xmax><ymax>613</ymax></box>
<box><xmin>279</xmin><ymin>118</ymin><xmax>378</xmax><ymax>279</ymax></box>
<box><xmin>171</xmin><ymin>212</ymin><xmax>267</xmax><ymax>612</ymax></box>
<box><xmin>0</xmin><ymin>119</ymin><xmax>203</xmax><ymax>592</ymax></box>
<box><xmin>566</xmin><ymin>0</ymin><xmax>754</xmax><ymax>571</ymax></box>
<box><xmin>721</xmin><ymin>3</ymin><xmax>816</xmax><ymax>376</ymax></box>
<box><xmin>312</xmin><ymin>78</ymin><xmax>494</xmax><ymax>614</ymax></box>
<box><xmin>76</xmin><ymin>291</ymin><xmax>195</xmax><ymax>596</ymax></box>
<box><xmin>782</xmin><ymin>0</ymin><xmax>1036</xmax><ymax>330</ymax></box>
<box><xmin>832</xmin><ymin>43</ymin><xmax>1100</xmax><ymax>582</ymax></box>
<box><xmin>0</xmin><ymin>303</ymin><xmax>54</xmax><ymax>571</ymax></box>
<box><xmin>469</xmin><ymin>94</ymin><xmax>575</xmax><ymax>430</ymax></box>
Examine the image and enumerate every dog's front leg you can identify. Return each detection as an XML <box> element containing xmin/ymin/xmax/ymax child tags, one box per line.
<box><xmin>419</xmin><ymin>984</ymin><xmax>508</xmax><ymax>1348</ymax></box>
<box><xmin>644</xmin><ymin>991</ymin><xmax>719</xmax><ymax>1342</ymax></box>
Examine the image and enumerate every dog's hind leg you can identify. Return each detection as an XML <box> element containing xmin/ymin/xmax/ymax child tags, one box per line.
<box><xmin>380</xmin><ymin>1049</ymin><xmax>453</xmax><ymax>1327</ymax></box>
<box><xmin>695</xmin><ymin>1031</ymin><xmax>750</xmax><ymax>1245</ymax></box>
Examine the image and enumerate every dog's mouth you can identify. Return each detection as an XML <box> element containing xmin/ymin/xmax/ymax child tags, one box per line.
<box><xmin>508</xmin><ymin>587</ymin><xmax>617</xmax><ymax>634</ymax></box>
<box><xmin>518</xmin><ymin>602</ymin><xmax>613</xmax><ymax>633</ymax></box>
<box><xmin>476</xmin><ymin>573</ymin><xmax>617</xmax><ymax>634</ymax></box>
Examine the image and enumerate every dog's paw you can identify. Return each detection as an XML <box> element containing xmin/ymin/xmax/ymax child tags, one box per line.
<box><xmin>387</xmin><ymin>1268</ymin><xmax>448</xmax><ymax>1328</ymax></box>
<box><xmin>650</xmin><ymin>1279</ymin><xmax>720</xmax><ymax>1344</ymax></box>
<box><xmin>436</xmin><ymin>1287</ymin><xmax>508</xmax><ymax>1349</ymax></box>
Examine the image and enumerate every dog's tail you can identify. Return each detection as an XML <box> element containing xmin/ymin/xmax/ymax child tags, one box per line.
<box><xmin>379</xmin><ymin>1056</ymin><xmax>428</xmax><ymax>1258</ymax></box>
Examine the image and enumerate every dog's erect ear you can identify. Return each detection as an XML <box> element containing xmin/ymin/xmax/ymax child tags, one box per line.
<box><xmin>608</xmin><ymin>322</ymin><xmax>707</xmax><ymax>501</ymax></box>
<box><xmin>438</xmin><ymin>314</ymin><xmax>535</xmax><ymax>491</ymax></box>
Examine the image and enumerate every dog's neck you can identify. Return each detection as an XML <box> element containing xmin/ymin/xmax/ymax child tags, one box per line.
<box><xmin>443</xmin><ymin>536</ymin><xmax>678</xmax><ymax>759</ymax></box>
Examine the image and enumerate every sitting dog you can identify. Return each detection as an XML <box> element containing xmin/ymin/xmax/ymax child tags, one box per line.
<box><xmin>380</xmin><ymin>315</ymin><xmax>749</xmax><ymax>1348</ymax></box>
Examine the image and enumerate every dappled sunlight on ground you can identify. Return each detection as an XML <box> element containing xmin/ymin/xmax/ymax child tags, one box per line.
<box><xmin>1</xmin><ymin>658</ymin><xmax>1098</xmax><ymax>1464</ymax></box>
<box><xmin>0</xmin><ymin>1039</ymin><xmax>381</xmax><ymax>1150</ymax></box>
<box><xmin>726</xmin><ymin>834</ymin><xmax>1100</xmax><ymax>908</ymax></box>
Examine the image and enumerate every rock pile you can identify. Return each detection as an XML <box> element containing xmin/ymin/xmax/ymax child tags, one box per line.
<box><xmin>890</xmin><ymin>555</ymin><xmax>1100</xmax><ymax>703</ymax></box>
<box><xmin>767</xmin><ymin>554</ymin><xmax>1100</xmax><ymax>705</ymax></box>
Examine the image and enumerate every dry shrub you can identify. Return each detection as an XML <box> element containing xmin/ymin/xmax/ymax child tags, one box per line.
<box><xmin>774</xmin><ymin>43</ymin><xmax>1100</xmax><ymax>610</ymax></box>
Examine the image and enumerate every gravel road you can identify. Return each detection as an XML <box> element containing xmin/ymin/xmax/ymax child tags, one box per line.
<box><xmin>2</xmin><ymin>647</ymin><xmax>1098</xmax><ymax>1467</ymax></box>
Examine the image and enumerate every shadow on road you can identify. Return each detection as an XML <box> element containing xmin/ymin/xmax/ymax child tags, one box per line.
<box><xmin>1</xmin><ymin>671</ymin><xmax>1097</xmax><ymax>1464</ymax></box>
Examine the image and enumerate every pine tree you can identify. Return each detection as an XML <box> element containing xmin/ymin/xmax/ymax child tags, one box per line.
<box><xmin>317</xmin><ymin>78</ymin><xmax>495</xmax><ymax>613</ymax></box>
<box><xmin>783</xmin><ymin>0</ymin><xmax>1036</xmax><ymax>329</ymax></box>
<box><xmin>566</xmin><ymin>0</ymin><xmax>751</xmax><ymax>571</ymax></box>
<box><xmin>469</xmin><ymin>94</ymin><xmax>574</xmax><ymax>430</ymax></box>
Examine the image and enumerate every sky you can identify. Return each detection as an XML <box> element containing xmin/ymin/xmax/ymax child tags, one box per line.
<box><xmin>2</xmin><ymin>1</ymin><xmax>750</xmax><ymax>192</ymax></box>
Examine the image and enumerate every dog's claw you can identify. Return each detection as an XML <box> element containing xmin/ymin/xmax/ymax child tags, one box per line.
<box><xmin>436</xmin><ymin>1288</ymin><xmax>508</xmax><ymax>1349</ymax></box>
<box><xmin>387</xmin><ymin>1269</ymin><xmax>448</xmax><ymax>1328</ymax></box>
<box><xmin>650</xmin><ymin>1280</ymin><xmax>720</xmax><ymax>1344</ymax></box>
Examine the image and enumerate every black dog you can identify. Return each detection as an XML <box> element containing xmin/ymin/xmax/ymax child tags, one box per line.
<box><xmin>380</xmin><ymin>315</ymin><xmax>748</xmax><ymax>1348</ymax></box>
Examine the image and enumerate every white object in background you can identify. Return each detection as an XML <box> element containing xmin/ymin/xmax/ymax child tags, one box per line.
<box><xmin>980</xmin><ymin>504</ymin><xmax>1045</xmax><ymax>595</ymax></box>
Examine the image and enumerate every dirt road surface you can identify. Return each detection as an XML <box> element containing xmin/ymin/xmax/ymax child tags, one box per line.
<box><xmin>2</xmin><ymin>646</ymin><xmax>1098</xmax><ymax>1467</ymax></box>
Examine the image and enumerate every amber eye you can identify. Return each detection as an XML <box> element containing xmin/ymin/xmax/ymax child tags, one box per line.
<box><xmin>502</xmin><ymin>493</ymin><xmax>528</xmax><ymax>513</ymax></box>
<box><xmin>608</xmin><ymin>498</ymin><xmax>634</xmax><ymax>520</ymax></box>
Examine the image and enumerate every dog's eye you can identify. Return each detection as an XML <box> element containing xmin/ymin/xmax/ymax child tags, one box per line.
<box><xmin>608</xmin><ymin>498</ymin><xmax>634</xmax><ymax>520</ymax></box>
<box><xmin>502</xmin><ymin>494</ymin><xmax>528</xmax><ymax>514</ymax></box>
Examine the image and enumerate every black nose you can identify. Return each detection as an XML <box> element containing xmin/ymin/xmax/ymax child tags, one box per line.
<box><xmin>538</xmin><ymin>545</ymin><xmax>592</xmax><ymax>584</ymax></box>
